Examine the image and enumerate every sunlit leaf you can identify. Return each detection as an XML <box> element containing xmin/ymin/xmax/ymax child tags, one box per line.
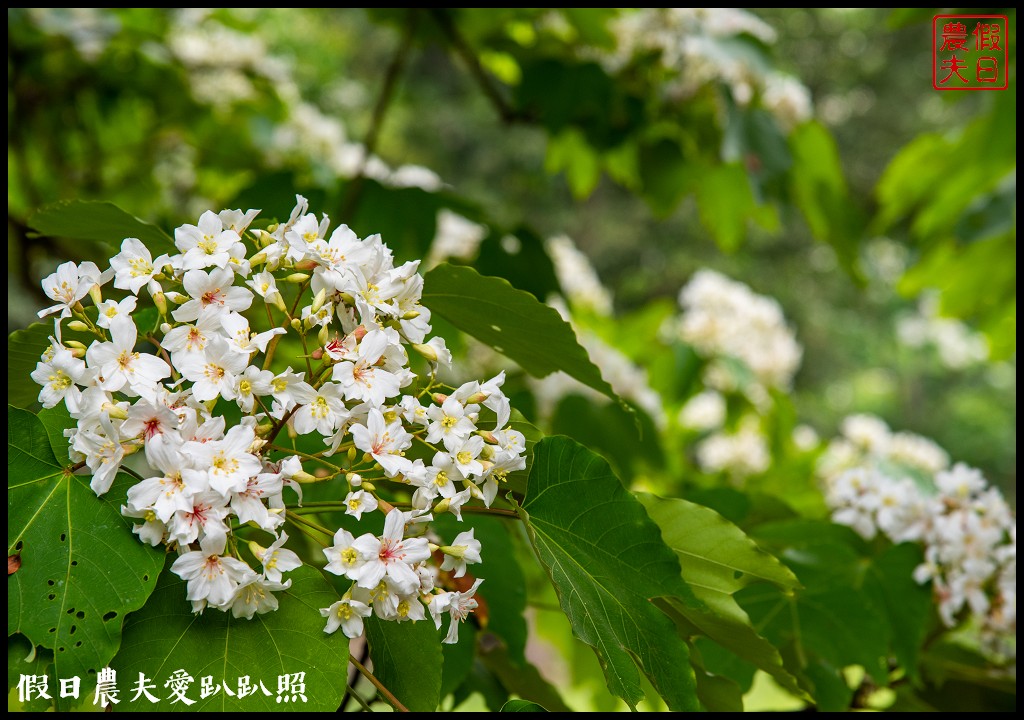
<box><xmin>638</xmin><ymin>494</ymin><xmax>806</xmax><ymax>699</ymax></box>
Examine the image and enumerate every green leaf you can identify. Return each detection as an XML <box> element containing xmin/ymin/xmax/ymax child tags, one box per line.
<box><xmin>421</xmin><ymin>264</ymin><xmax>619</xmax><ymax>404</ymax></box>
<box><xmin>29</xmin><ymin>200</ymin><xmax>174</xmax><ymax>251</ymax></box>
<box><xmin>8</xmin><ymin>635</ymin><xmax>56</xmax><ymax>712</ymax></box>
<box><xmin>695</xmin><ymin>164</ymin><xmax>756</xmax><ymax>252</ymax></box>
<box><xmin>7</xmin><ymin>323</ymin><xmax>53</xmax><ymax>409</ymax></box>
<box><xmin>364</xmin><ymin>616</ymin><xmax>443</xmax><ymax>713</ymax></box>
<box><xmin>545</xmin><ymin>128</ymin><xmax>601</xmax><ymax>199</ymax></box>
<box><xmin>637</xmin><ymin>137</ymin><xmax>692</xmax><ymax>216</ymax></box>
<box><xmin>550</xmin><ymin>395</ymin><xmax>663</xmax><ymax>477</ymax></box>
<box><xmin>638</xmin><ymin>494</ymin><xmax>806</xmax><ymax>699</ymax></box>
<box><xmin>737</xmin><ymin>520</ymin><xmax>892</xmax><ymax>706</ymax></box>
<box><xmin>501</xmin><ymin>699</ymin><xmax>548</xmax><ymax>711</ymax></box>
<box><xmin>865</xmin><ymin>543</ymin><xmax>933</xmax><ymax>680</ymax></box>
<box><xmin>440</xmin><ymin>623</ymin><xmax>476</xmax><ymax>699</ymax></box>
<box><xmin>788</xmin><ymin>121</ymin><xmax>862</xmax><ymax>272</ymax></box>
<box><xmin>519</xmin><ymin>436</ymin><xmax>700</xmax><ymax>711</ymax></box>
<box><xmin>689</xmin><ymin>645</ymin><xmax>743</xmax><ymax>712</ymax></box>
<box><xmin>36</xmin><ymin>405</ymin><xmax>75</xmax><ymax>465</ymax></box>
<box><xmin>7</xmin><ymin>406</ymin><xmax>164</xmax><ymax>687</ymax></box>
<box><xmin>111</xmin><ymin>563</ymin><xmax>351</xmax><ymax>711</ymax></box>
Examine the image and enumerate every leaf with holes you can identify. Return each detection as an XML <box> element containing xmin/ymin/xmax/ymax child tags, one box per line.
<box><xmin>111</xmin><ymin>562</ymin><xmax>352</xmax><ymax>711</ymax></box>
<box><xmin>518</xmin><ymin>436</ymin><xmax>701</xmax><ymax>711</ymax></box>
<box><xmin>421</xmin><ymin>264</ymin><xmax>620</xmax><ymax>404</ymax></box>
<box><xmin>7</xmin><ymin>406</ymin><xmax>164</xmax><ymax>687</ymax></box>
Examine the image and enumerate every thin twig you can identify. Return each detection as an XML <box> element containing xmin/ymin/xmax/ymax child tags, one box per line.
<box><xmin>349</xmin><ymin>654</ymin><xmax>409</xmax><ymax>713</ymax></box>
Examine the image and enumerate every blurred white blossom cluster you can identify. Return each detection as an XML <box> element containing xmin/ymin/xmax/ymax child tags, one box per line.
<box><xmin>604</xmin><ymin>8</ymin><xmax>812</xmax><ymax>130</ymax></box>
<box><xmin>168</xmin><ymin>9</ymin><xmax>294</xmax><ymax>108</ymax></box>
<box><xmin>545</xmin><ymin>235</ymin><xmax>614</xmax><ymax>317</ymax></box>
<box><xmin>820</xmin><ymin>415</ymin><xmax>1015</xmax><ymax>658</ymax></box>
<box><xmin>674</xmin><ymin>269</ymin><xmax>802</xmax><ymax>392</ymax></box>
<box><xmin>25</xmin><ymin>8</ymin><xmax>120</xmax><ymax>60</ymax></box>
<box><xmin>897</xmin><ymin>293</ymin><xmax>990</xmax><ymax>371</ymax></box>
<box><xmin>426</xmin><ymin>210</ymin><xmax>489</xmax><ymax>268</ymax></box>
<box><xmin>31</xmin><ymin>196</ymin><xmax>527</xmax><ymax>643</ymax></box>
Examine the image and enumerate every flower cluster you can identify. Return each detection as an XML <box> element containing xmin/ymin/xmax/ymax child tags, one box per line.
<box><xmin>820</xmin><ymin>415</ymin><xmax>1015</xmax><ymax>658</ymax></box>
<box><xmin>31</xmin><ymin>197</ymin><xmax>526</xmax><ymax>642</ymax></box>
<box><xmin>673</xmin><ymin>269</ymin><xmax>803</xmax><ymax>392</ymax></box>
<box><xmin>604</xmin><ymin>8</ymin><xmax>812</xmax><ymax>128</ymax></box>
<box><xmin>897</xmin><ymin>293</ymin><xmax>990</xmax><ymax>371</ymax></box>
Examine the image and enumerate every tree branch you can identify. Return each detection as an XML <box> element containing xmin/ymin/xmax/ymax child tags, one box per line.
<box><xmin>350</xmin><ymin>654</ymin><xmax>410</xmax><ymax>712</ymax></box>
<box><xmin>429</xmin><ymin>8</ymin><xmax>532</xmax><ymax>124</ymax></box>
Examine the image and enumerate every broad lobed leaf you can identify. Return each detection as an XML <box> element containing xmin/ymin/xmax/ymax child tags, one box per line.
<box><xmin>519</xmin><ymin>436</ymin><xmax>700</xmax><ymax>711</ymax></box>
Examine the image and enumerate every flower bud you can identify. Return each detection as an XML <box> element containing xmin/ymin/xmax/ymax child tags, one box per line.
<box><xmin>433</xmin><ymin>498</ymin><xmax>451</xmax><ymax>514</ymax></box>
<box><xmin>69</xmin><ymin>347</ymin><xmax>86</xmax><ymax>359</ymax></box>
<box><xmin>401</xmin><ymin>309</ymin><xmax>420</xmax><ymax>320</ymax></box>
<box><xmin>351</xmin><ymin>325</ymin><xmax>368</xmax><ymax>342</ymax></box>
<box><xmin>88</xmin><ymin>284</ymin><xmax>103</xmax><ymax>308</ymax></box>
<box><xmin>432</xmin><ymin>393</ymin><xmax>449</xmax><ymax>405</ymax></box>
<box><xmin>67</xmin><ymin>320</ymin><xmax>90</xmax><ymax>333</ymax></box>
<box><xmin>248</xmin><ymin>540</ymin><xmax>268</xmax><ymax>559</ymax></box>
<box><xmin>274</xmin><ymin>294</ymin><xmax>288</xmax><ymax>314</ymax></box>
<box><xmin>476</xmin><ymin>429</ymin><xmax>498</xmax><ymax>444</ymax></box>
<box><xmin>311</xmin><ymin>288</ymin><xmax>328</xmax><ymax>314</ymax></box>
<box><xmin>102</xmin><ymin>403</ymin><xmax>129</xmax><ymax>420</ymax></box>
<box><xmin>291</xmin><ymin>470</ymin><xmax>319</xmax><ymax>484</ymax></box>
<box><xmin>295</xmin><ymin>259</ymin><xmax>318</xmax><ymax>271</ymax></box>
<box><xmin>249</xmin><ymin>251</ymin><xmax>268</xmax><ymax>266</ymax></box>
<box><xmin>290</xmin><ymin>317</ymin><xmax>302</xmax><ymax>331</ymax></box>
<box><xmin>311</xmin><ymin>347</ymin><xmax>324</xmax><ymax>360</ymax></box>
<box><xmin>152</xmin><ymin>291</ymin><xmax>168</xmax><ymax>317</ymax></box>
<box><xmin>411</xmin><ymin>343</ymin><xmax>437</xmax><ymax>363</ymax></box>
<box><xmin>160</xmin><ymin>322</ymin><xmax>173</xmax><ymax>334</ymax></box>
<box><xmin>265</xmin><ymin>223</ymin><xmax>279</xmax><ymax>235</ymax></box>
<box><xmin>346</xmin><ymin>472</ymin><xmax>362</xmax><ymax>487</ymax></box>
<box><xmin>361</xmin><ymin>481</ymin><xmax>376</xmax><ymax>493</ymax></box>
<box><xmin>64</xmin><ymin>340</ymin><xmax>87</xmax><ymax>350</ymax></box>
<box><xmin>465</xmin><ymin>391</ymin><xmax>488</xmax><ymax>405</ymax></box>
<box><xmin>439</xmin><ymin>544</ymin><xmax>469</xmax><ymax>559</ymax></box>
<box><xmin>284</xmin><ymin>273</ymin><xmax>310</xmax><ymax>284</ymax></box>
<box><xmin>428</xmin><ymin>542</ymin><xmax>440</xmax><ymax>553</ymax></box>
<box><xmin>317</xmin><ymin>325</ymin><xmax>330</xmax><ymax>346</ymax></box>
<box><xmin>255</xmin><ymin>421</ymin><xmax>274</xmax><ymax>437</ymax></box>
<box><xmin>347</xmin><ymin>447</ymin><xmax>357</xmax><ymax>464</ymax></box>
<box><xmin>167</xmin><ymin>292</ymin><xmax>189</xmax><ymax>305</ymax></box>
